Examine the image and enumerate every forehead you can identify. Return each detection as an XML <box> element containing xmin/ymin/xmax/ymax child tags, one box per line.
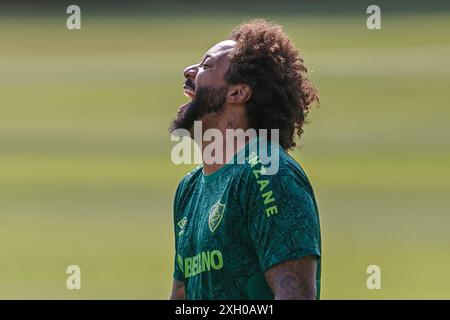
<box><xmin>203</xmin><ymin>40</ymin><xmax>236</xmax><ymax>60</ymax></box>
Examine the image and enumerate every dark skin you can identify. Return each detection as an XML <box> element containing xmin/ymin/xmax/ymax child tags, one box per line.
<box><xmin>170</xmin><ymin>41</ymin><xmax>317</xmax><ymax>300</ymax></box>
<box><xmin>169</xmin><ymin>279</ymin><xmax>185</xmax><ymax>300</ymax></box>
<box><xmin>181</xmin><ymin>40</ymin><xmax>251</xmax><ymax>175</ymax></box>
<box><xmin>264</xmin><ymin>255</ymin><xmax>317</xmax><ymax>300</ymax></box>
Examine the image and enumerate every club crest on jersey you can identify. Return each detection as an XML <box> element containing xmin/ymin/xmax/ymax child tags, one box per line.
<box><xmin>208</xmin><ymin>201</ymin><xmax>225</xmax><ymax>233</ymax></box>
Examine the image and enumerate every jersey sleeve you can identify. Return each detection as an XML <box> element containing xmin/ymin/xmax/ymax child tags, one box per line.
<box><xmin>244</xmin><ymin>163</ymin><xmax>321</xmax><ymax>272</ymax></box>
<box><xmin>172</xmin><ymin>183</ymin><xmax>185</xmax><ymax>281</ymax></box>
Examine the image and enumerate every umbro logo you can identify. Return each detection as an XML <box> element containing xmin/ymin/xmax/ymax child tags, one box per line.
<box><xmin>177</xmin><ymin>217</ymin><xmax>188</xmax><ymax>236</ymax></box>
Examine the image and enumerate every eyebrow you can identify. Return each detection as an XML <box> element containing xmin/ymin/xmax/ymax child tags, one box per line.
<box><xmin>200</xmin><ymin>54</ymin><xmax>212</xmax><ymax>65</ymax></box>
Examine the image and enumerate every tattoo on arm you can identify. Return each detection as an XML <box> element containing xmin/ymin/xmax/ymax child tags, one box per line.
<box><xmin>264</xmin><ymin>255</ymin><xmax>317</xmax><ymax>300</ymax></box>
<box><xmin>169</xmin><ymin>279</ymin><xmax>186</xmax><ymax>300</ymax></box>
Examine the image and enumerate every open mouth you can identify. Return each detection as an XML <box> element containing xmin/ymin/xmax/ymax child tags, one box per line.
<box><xmin>183</xmin><ymin>85</ymin><xmax>195</xmax><ymax>99</ymax></box>
<box><xmin>178</xmin><ymin>84</ymin><xmax>195</xmax><ymax>112</ymax></box>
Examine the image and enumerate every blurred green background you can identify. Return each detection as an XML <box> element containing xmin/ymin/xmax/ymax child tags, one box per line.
<box><xmin>1</xmin><ymin>1</ymin><xmax>449</xmax><ymax>299</ymax></box>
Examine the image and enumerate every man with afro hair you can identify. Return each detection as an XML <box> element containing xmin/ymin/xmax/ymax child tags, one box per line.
<box><xmin>170</xmin><ymin>19</ymin><xmax>321</xmax><ymax>300</ymax></box>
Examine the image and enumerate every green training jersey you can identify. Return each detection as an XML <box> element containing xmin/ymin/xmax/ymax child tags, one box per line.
<box><xmin>172</xmin><ymin>138</ymin><xmax>321</xmax><ymax>299</ymax></box>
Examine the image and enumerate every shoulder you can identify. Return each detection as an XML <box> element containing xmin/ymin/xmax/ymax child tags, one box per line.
<box><xmin>176</xmin><ymin>165</ymin><xmax>203</xmax><ymax>192</ymax></box>
<box><xmin>173</xmin><ymin>165</ymin><xmax>202</xmax><ymax>217</ymax></box>
<box><xmin>234</xmin><ymin>142</ymin><xmax>317</xmax><ymax>211</ymax></box>
<box><xmin>237</xmin><ymin>142</ymin><xmax>311</xmax><ymax>188</ymax></box>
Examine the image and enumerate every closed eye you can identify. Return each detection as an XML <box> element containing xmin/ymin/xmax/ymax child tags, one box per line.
<box><xmin>200</xmin><ymin>57</ymin><xmax>212</xmax><ymax>70</ymax></box>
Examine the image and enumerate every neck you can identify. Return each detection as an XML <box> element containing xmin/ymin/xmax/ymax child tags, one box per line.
<box><xmin>200</xmin><ymin>106</ymin><xmax>249</xmax><ymax>176</ymax></box>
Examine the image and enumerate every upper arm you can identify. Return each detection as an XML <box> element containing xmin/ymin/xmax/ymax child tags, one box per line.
<box><xmin>169</xmin><ymin>279</ymin><xmax>186</xmax><ymax>300</ymax></box>
<box><xmin>244</xmin><ymin>167</ymin><xmax>321</xmax><ymax>295</ymax></box>
<box><xmin>264</xmin><ymin>255</ymin><xmax>317</xmax><ymax>300</ymax></box>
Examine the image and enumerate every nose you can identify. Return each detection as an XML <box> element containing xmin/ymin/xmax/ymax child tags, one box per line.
<box><xmin>183</xmin><ymin>64</ymin><xmax>199</xmax><ymax>81</ymax></box>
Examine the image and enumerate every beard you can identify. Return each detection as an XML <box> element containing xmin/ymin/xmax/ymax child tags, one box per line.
<box><xmin>170</xmin><ymin>85</ymin><xmax>227</xmax><ymax>134</ymax></box>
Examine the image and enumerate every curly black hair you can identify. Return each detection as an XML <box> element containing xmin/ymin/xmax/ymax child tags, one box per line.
<box><xmin>225</xmin><ymin>19</ymin><xmax>319</xmax><ymax>150</ymax></box>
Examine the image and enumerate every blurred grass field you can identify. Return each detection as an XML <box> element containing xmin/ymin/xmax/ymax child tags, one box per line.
<box><xmin>0</xmin><ymin>11</ymin><xmax>450</xmax><ymax>299</ymax></box>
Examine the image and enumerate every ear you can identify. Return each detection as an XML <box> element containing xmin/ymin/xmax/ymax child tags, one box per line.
<box><xmin>226</xmin><ymin>84</ymin><xmax>252</xmax><ymax>104</ymax></box>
